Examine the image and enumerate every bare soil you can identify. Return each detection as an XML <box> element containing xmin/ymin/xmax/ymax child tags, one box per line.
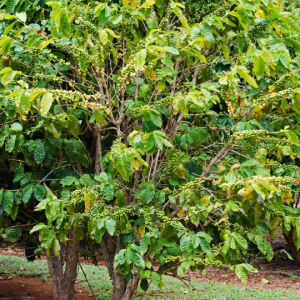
<box><xmin>1</xmin><ymin>235</ymin><xmax>300</xmax><ymax>299</ymax></box>
<box><xmin>0</xmin><ymin>276</ymin><xmax>92</xmax><ymax>300</ymax></box>
<box><xmin>186</xmin><ymin>235</ymin><xmax>300</xmax><ymax>292</ymax></box>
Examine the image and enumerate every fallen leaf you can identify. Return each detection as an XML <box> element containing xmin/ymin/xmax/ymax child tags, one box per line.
<box><xmin>261</xmin><ymin>278</ymin><xmax>270</xmax><ymax>284</ymax></box>
<box><xmin>287</xmin><ymin>274</ymin><xmax>298</xmax><ymax>279</ymax></box>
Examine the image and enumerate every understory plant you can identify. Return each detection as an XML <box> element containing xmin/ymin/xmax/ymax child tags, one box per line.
<box><xmin>1</xmin><ymin>0</ymin><xmax>300</xmax><ymax>299</ymax></box>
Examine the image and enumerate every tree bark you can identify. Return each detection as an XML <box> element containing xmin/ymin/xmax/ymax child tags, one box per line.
<box><xmin>283</xmin><ymin>228</ymin><xmax>300</xmax><ymax>264</ymax></box>
<box><xmin>47</xmin><ymin>229</ymin><xmax>80</xmax><ymax>300</ymax></box>
<box><xmin>100</xmin><ymin>235</ymin><xmax>140</xmax><ymax>300</ymax></box>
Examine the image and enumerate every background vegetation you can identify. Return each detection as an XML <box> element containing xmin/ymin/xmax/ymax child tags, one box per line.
<box><xmin>1</xmin><ymin>0</ymin><xmax>300</xmax><ymax>299</ymax></box>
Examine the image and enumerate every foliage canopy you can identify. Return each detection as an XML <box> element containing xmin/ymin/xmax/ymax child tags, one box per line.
<box><xmin>1</xmin><ymin>0</ymin><xmax>300</xmax><ymax>298</ymax></box>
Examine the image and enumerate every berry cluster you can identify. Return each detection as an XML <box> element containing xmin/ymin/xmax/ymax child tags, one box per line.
<box><xmin>248</xmin><ymin>23</ymin><xmax>268</xmax><ymax>41</ymax></box>
<box><xmin>117</xmin><ymin>62</ymin><xmax>145</xmax><ymax>92</ymax></box>
<box><xmin>253</xmin><ymin>89</ymin><xmax>292</xmax><ymax>108</ymax></box>
<box><xmin>234</xmin><ymin>129</ymin><xmax>267</xmax><ymax>141</ymax></box>
<box><xmin>273</xmin><ymin>74</ymin><xmax>293</xmax><ymax>92</ymax></box>
<box><xmin>156</xmin><ymin>209</ymin><xmax>188</xmax><ymax>232</ymax></box>
<box><xmin>32</xmin><ymin>74</ymin><xmax>63</xmax><ymax>86</ymax></box>
<box><xmin>265</xmin><ymin>203</ymin><xmax>285</xmax><ymax>218</ymax></box>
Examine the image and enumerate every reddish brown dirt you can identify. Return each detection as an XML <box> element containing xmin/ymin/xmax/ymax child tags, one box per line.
<box><xmin>0</xmin><ymin>240</ymin><xmax>102</xmax><ymax>299</ymax></box>
<box><xmin>186</xmin><ymin>235</ymin><xmax>300</xmax><ymax>292</ymax></box>
<box><xmin>1</xmin><ymin>235</ymin><xmax>300</xmax><ymax>298</ymax></box>
<box><xmin>0</xmin><ymin>276</ymin><xmax>92</xmax><ymax>300</ymax></box>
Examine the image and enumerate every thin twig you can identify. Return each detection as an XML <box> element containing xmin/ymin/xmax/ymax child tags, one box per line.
<box><xmin>79</xmin><ymin>263</ymin><xmax>97</xmax><ymax>300</ymax></box>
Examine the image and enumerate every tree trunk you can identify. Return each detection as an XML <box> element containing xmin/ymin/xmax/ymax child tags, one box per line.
<box><xmin>47</xmin><ymin>229</ymin><xmax>80</xmax><ymax>300</ymax></box>
<box><xmin>283</xmin><ymin>228</ymin><xmax>300</xmax><ymax>264</ymax></box>
<box><xmin>100</xmin><ymin>235</ymin><xmax>140</xmax><ymax>300</ymax></box>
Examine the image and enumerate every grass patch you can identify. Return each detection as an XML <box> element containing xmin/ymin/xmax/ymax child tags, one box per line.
<box><xmin>0</xmin><ymin>256</ymin><xmax>299</xmax><ymax>299</ymax></box>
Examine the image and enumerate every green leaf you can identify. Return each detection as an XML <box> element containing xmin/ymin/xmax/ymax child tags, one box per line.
<box><xmin>287</xmin><ymin>274</ymin><xmax>298</xmax><ymax>279</ymax></box>
<box><xmin>68</xmin><ymin>115</ymin><xmax>79</xmax><ymax>137</ymax></box>
<box><xmin>5</xmin><ymin>134</ymin><xmax>16</xmax><ymax>153</ymax></box>
<box><xmin>79</xmin><ymin>174</ymin><xmax>94</xmax><ymax>187</ymax></box>
<box><xmin>94</xmin><ymin>110</ymin><xmax>107</xmax><ymax>125</ymax></box>
<box><xmin>285</xmin><ymin>130</ymin><xmax>299</xmax><ymax>145</ymax></box>
<box><xmin>11</xmin><ymin>122</ymin><xmax>22</xmax><ymax>132</ymax></box>
<box><xmin>261</xmin><ymin>278</ymin><xmax>270</xmax><ymax>284</ymax></box>
<box><xmin>51</xmin><ymin>239</ymin><xmax>60</xmax><ymax>256</ymax></box>
<box><xmin>16</xmin><ymin>12</ymin><xmax>27</xmax><ymax>23</ymax></box>
<box><xmin>5</xmin><ymin>228</ymin><xmax>21</xmax><ymax>242</ymax></box>
<box><xmin>153</xmin><ymin>133</ymin><xmax>164</xmax><ymax>151</ymax></box>
<box><xmin>11</xmin><ymin>206</ymin><xmax>18</xmax><ymax>220</ymax></box>
<box><xmin>99</xmin><ymin>29</ymin><xmax>108</xmax><ymax>45</ymax></box>
<box><xmin>172</xmin><ymin>7</ymin><xmax>189</xmax><ymax>29</ymax></box>
<box><xmin>60</xmin><ymin>176</ymin><xmax>77</xmax><ymax>186</ymax></box>
<box><xmin>134</xmin><ymin>49</ymin><xmax>146</xmax><ymax>72</ymax></box>
<box><xmin>140</xmin><ymin>233</ymin><xmax>150</xmax><ymax>255</ymax></box>
<box><xmin>234</xmin><ymin>264</ymin><xmax>248</xmax><ymax>282</ymax></box>
<box><xmin>144</xmin><ymin>134</ymin><xmax>155</xmax><ymax>152</ymax></box>
<box><xmin>242</xmin><ymin>263</ymin><xmax>257</xmax><ymax>273</ymax></box>
<box><xmin>132</xmin><ymin>251</ymin><xmax>145</xmax><ymax>268</ymax></box>
<box><xmin>40</xmin><ymin>93</ymin><xmax>53</xmax><ymax>114</ymax></box>
<box><xmin>5</xmin><ymin>0</ymin><xmax>18</xmax><ymax>12</ymax></box>
<box><xmin>230</xmin><ymin>11</ymin><xmax>248</xmax><ymax>30</ymax></box>
<box><xmin>115</xmin><ymin>189</ymin><xmax>125</xmax><ymax>207</ymax></box>
<box><xmin>60</xmin><ymin>11</ymin><xmax>71</xmax><ymax>38</ymax></box>
<box><xmin>23</xmin><ymin>185</ymin><xmax>33</xmax><ymax>204</ymax></box>
<box><xmin>34</xmin><ymin>185</ymin><xmax>47</xmax><ymax>201</ymax></box>
<box><xmin>140</xmin><ymin>279</ymin><xmax>149</xmax><ymax>291</ymax></box>
<box><xmin>237</xmin><ymin>67</ymin><xmax>258</xmax><ymax>88</ymax></box>
<box><xmin>179</xmin><ymin>99</ymin><xmax>188</xmax><ymax>118</ymax></box>
<box><xmin>151</xmin><ymin>272</ymin><xmax>161</xmax><ymax>284</ymax></box>
<box><xmin>254</xmin><ymin>55</ymin><xmax>265</xmax><ymax>78</ymax></box>
<box><xmin>199</xmin><ymin>24</ymin><xmax>214</xmax><ymax>42</ymax></box>
<box><xmin>254</xmin><ymin>235</ymin><xmax>267</xmax><ymax>254</ymax></box>
<box><xmin>232</xmin><ymin>232</ymin><xmax>248</xmax><ymax>249</ymax></box>
<box><xmin>255</xmin><ymin>148</ymin><xmax>267</xmax><ymax>167</ymax></box>
<box><xmin>30</xmin><ymin>223</ymin><xmax>47</xmax><ymax>234</ymax></box>
<box><xmin>0</xmin><ymin>189</ymin><xmax>3</xmax><ymax>206</ymax></box>
<box><xmin>140</xmin><ymin>189</ymin><xmax>155</xmax><ymax>204</ymax></box>
<box><xmin>150</xmin><ymin>111</ymin><xmax>162</xmax><ymax>127</ymax></box>
<box><xmin>199</xmin><ymin>236</ymin><xmax>210</xmax><ymax>253</ymax></box>
<box><xmin>95</xmin><ymin>228</ymin><xmax>104</xmax><ymax>243</ymax></box>
<box><xmin>125</xmin><ymin>249</ymin><xmax>133</xmax><ymax>264</ymax></box>
<box><xmin>41</xmin><ymin>227</ymin><xmax>55</xmax><ymax>248</ymax></box>
<box><xmin>19</xmin><ymin>92</ymin><xmax>31</xmax><ymax>115</ymax></box>
<box><xmin>106</xmin><ymin>219</ymin><xmax>116</xmax><ymax>235</ymax></box>
<box><xmin>34</xmin><ymin>143</ymin><xmax>45</xmax><ymax>164</ymax></box>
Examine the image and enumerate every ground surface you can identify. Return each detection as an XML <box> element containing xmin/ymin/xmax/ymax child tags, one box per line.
<box><xmin>0</xmin><ymin>236</ymin><xmax>300</xmax><ymax>299</ymax></box>
<box><xmin>0</xmin><ymin>276</ymin><xmax>91</xmax><ymax>300</ymax></box>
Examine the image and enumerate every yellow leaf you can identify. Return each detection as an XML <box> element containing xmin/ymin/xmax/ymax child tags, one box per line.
<box><xmin>258</xmin><ymin>10</ymin><xmax>265</xmax><ymax>19</ymax></box>
<box><xmin>40</xmin><ymin>9</ymin><xmax>45</xmax><ymax>21</ymax></box>
<box><xmin>223</xmin><ymin>43</ymin><xmax>230</xmax><ymax>60</ymax></box>
<box><xmin>84</xmin><ymin>192</ymin><xmax>91</xmax><ymax>212</ymax></box>
<box><xmin>200</xmin><ymin>196</ymin><xmax>210</xmax><ymax>207</ymax></box>
<box><xmin>141</xmin><ymin>0</ymin><xmax>155</xmax><ymax>8</ymax></box>
<box><xmin>177</xmin><ymin>208</ymin><xmax>185</xmax><ymax>217</ymax></box>
<box><xmin>282</xmin><ymin>192</ymin><xmax>292</xmax><ymax>203</ymax></box>
<box><xmin>39</xmin><ymin>38</ymin><xmax>54</xmax><ymax>49</ymax></box>
<box><xmin>254</xmin><ymin>105</ymin><xmax>263</xmax><ymax>119</ymax></box>
<box><xmin>270</xmin><ymin>217</ymin><xmax>280</xmax><ymax>230</ymax></box>
<box><xmin>157</xmin><ymin>80</ymin><xmax>165</xmax><ymax>91</ymax></box>
<box><xmin>237</xmin><ymin>68</ymin><xmax>258</xmax><ymax>88</ymax></box>
<box><xmin>150</xmin><ymin>70</ymin><xmax>157</xmax><ymax>80</ymax></box>
<box><xmin>272</xmin><ymin>23</ymin><xmax>282</xmax><ymax>37</ymax></box>
<box><xmin>238</xmin><ymin>185</ymin><xmax>252</xmax><ymax>197</ymax></box>
<box><xmin>177</xmin><ymin>164</ymin><xmax>186</xmax><ymax>179</ymax></box>
<box><xmin>138</xmin><ymin>223</ymin><xmax>145</xmax><ymax>237</ymax></box>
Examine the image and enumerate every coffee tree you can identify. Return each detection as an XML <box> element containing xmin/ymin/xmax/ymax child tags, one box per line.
<box><xmin>1</xmin><ymin>0</ymin><xmax>300</xmax><ymax>299</ymax></box>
